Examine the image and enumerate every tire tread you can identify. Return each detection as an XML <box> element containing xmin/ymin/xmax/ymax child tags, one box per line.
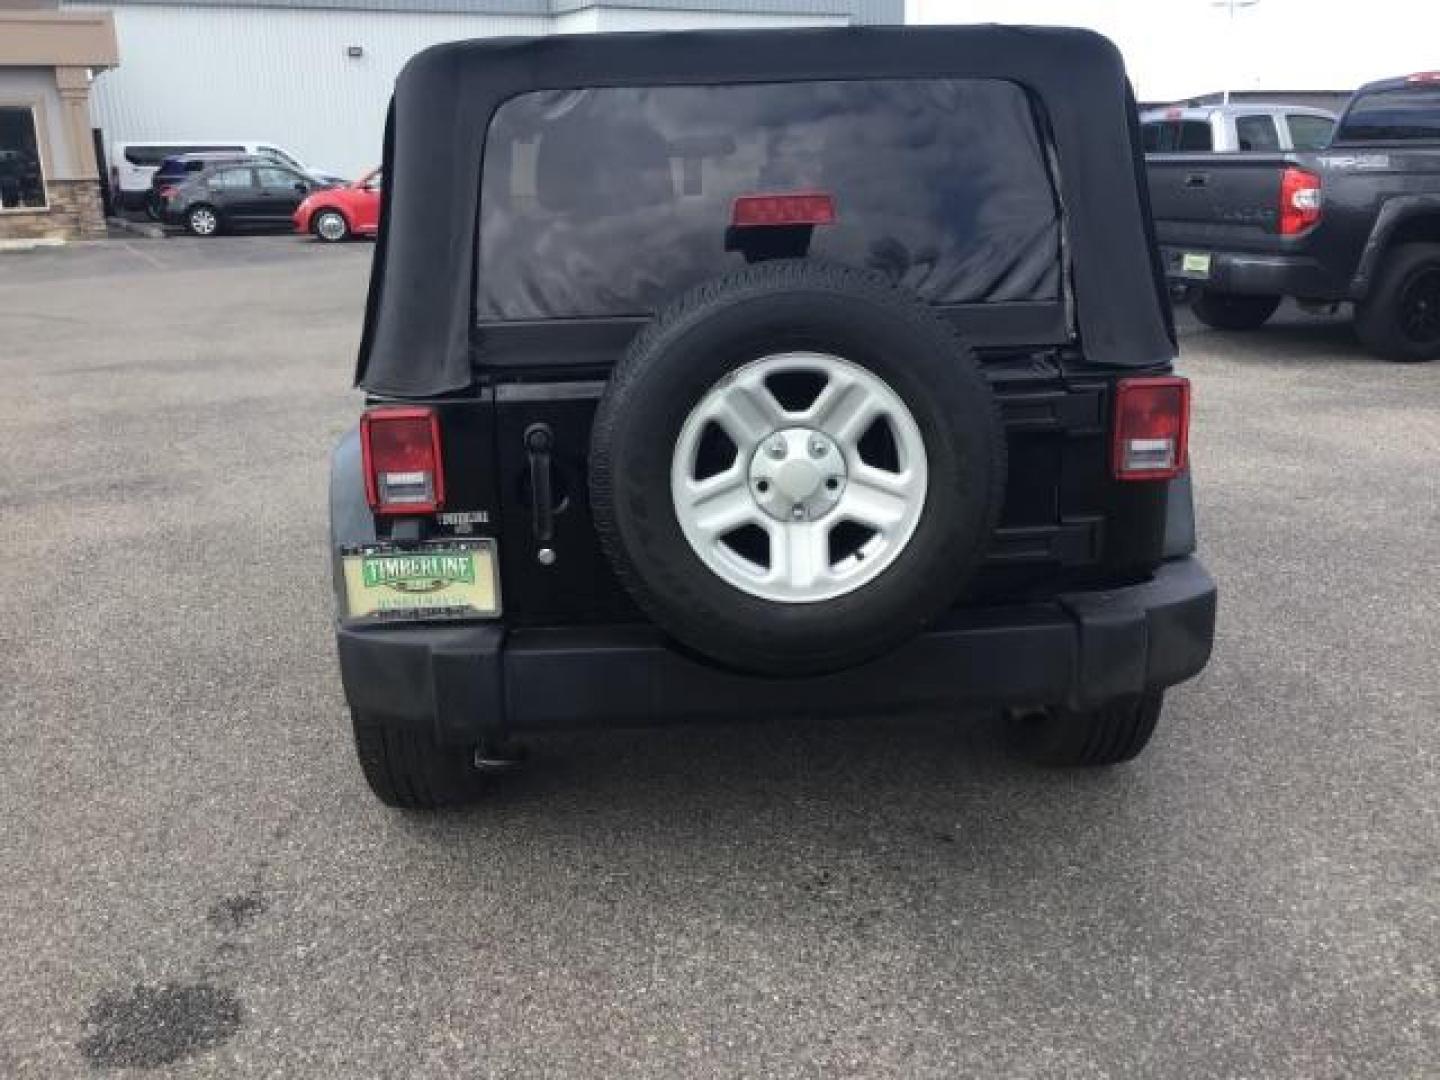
<box><xmin>350</xmin><ymin>710</ymin><xmax>480</xmax><ymax>809</ymax></box>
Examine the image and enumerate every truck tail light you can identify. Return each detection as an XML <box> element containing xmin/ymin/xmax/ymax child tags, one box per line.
<box><xmin>360</xmin><ymin>406</ymin><xmax>445</xmax><ymax>514</ymax></box>
<box><xmin>1113</xmin><ymin>377</ymin><xmax>1190</xmax><ymax>482</ymax></box>
<box><xmin>1280</xmin><ymin>167</ymin><xmax>1321</xmax><ymax>235</ymax></box>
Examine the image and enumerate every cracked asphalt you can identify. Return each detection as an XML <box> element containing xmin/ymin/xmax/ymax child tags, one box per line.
<box><xmin>1</xmin><ymin>237</ymin><xmax>1436</xmax><ymax>1078</ymax></box>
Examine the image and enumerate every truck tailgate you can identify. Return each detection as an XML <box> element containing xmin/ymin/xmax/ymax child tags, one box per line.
<box><xmin>1146</xmin><ymin>152</ymin><xmax>1290</xmax><ymax>252</ymax></box>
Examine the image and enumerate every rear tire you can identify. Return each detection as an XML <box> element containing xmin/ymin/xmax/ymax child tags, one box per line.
<box><xmin>1191</xmin><ymin>290</ymin><xmax>1281</xmax><ymax>331</ymax></box>
<box><xmin>1355</xmin><ymin>243</ymin><xmax>1440</xmax><ymax>362</ymax></box>
<box><xmin>185</xmin><ymin>203</ymin><xmax>220</xmax><ymax>238</ymax></box>
<box><xmin>1010</xmin><ymin>692</ymin><xmax>1164</xmax><ymax>766</ymax></box>
<box><xmin>350</xmin><ymin>710</ymin><xmax>483</xmax><ymax>809</ymax></box>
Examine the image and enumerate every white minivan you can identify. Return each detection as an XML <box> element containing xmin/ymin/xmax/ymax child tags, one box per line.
<box><xmin>108</xmin><ymin>140</ymin><xmax>342</xmax><ymax>213</ymax></box>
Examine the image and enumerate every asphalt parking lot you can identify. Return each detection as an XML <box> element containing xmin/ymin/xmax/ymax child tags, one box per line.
<box><xmin>1</xmin><ymin>236</ymin><xmax>1436</xmax><ymax>1078</ymax></box>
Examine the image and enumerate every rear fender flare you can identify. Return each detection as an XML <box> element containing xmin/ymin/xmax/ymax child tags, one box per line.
<box><xmin>1350</xmin><ymin>195</ymin><xmax>1440</xmax><ymax>301</ymax></box>
<box><xmin>329</xmin><ymin>426</ymin><xmax>376</xmax><ymax>612</ymax></box>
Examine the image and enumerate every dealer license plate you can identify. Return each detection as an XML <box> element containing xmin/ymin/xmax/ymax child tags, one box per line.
<box><xmin>342</xmin><ymin>542</ymin><xmax>500</xmax><ymax>620</ymax></box>
<box><xmin>1181</xmin><ymin>252</ymin><xmax>1212</xmax><ymax>278</ymax></box>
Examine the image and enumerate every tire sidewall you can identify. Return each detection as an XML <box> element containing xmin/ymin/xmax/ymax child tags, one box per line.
<box><xmin>186</xmin><ymin>204</ymin><xmax>219</xmax><ymax>237</ymax></box>
<box><xmin>1357</xmin><ymin>244</ymin><xmax>1440</xmax><ymax>362</ymax></box>
<box><xmin>315</xmin><ymin>210</ymin><xmax>349</xmax><ymax>242</ymax></box>
<box><xmin>1192</xmin><ymin>290</ymin><xmax>1279</xmax><ymax>331</ymax></box>
<box><xmin>593</xmin><ymin>264</ymin><xmax>1005</xmax><ymax>673</ymax></box>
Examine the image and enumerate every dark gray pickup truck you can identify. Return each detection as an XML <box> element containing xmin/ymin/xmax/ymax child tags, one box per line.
<box><xmin>1147</xmin><ymin>73</ymin><xmax>1440</xmax><ymax>361</ymax></box>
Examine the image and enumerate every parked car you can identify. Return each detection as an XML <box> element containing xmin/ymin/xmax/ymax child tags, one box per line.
<box><xmin>293</xmin><ymin>168</ymin><xmax>382</xmax><ymax>242</ymax></box>
<box><xmin>109</xmin><ymin>139</ymin><xmax>342</xmax><ymax>214</ymax></box>
<box><xmin>162</xmin><ymin>162</ymin><xmax>319</xmax><ymax>236</ymax></box>
<box><xmin>331</xmin><ymin>27</ymin><xmax>1217</xmax><ymax>808</ymax></box>
<box><xmin>1146</xmin><ymin>72</ymin><xmax>1440</xmax><ymax>360</ymax></box>
<box><xmin>146</xmin><ymin>152</ymin><xmax>270</xmax><ymax>220</ymax></box>
<box><xmin>1140</xmin><ymin>104</ymin><xmax>1336</xmax><ymax>153</ymax></box>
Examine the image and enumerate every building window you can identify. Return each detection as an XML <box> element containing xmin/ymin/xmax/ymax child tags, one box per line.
<box><xmin>0</xmin><ymin>107</ymin><xmax>47</xmax><ymax>211</ymax></box>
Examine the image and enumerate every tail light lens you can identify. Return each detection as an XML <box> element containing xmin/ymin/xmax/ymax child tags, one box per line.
<box><xmin>360</xmin><ymin>406</ymin><xmax>445</xmax><ymax>514</ymax></box>
<box><xmin>159</xmin><ymin>185</ymin><xmax>177</xmax><ymax>199</ymax></box>
<box><xmin>731</xmin><ymin>191</ymin><xmax>836</xmax><ymax>228</ymax></box>
<box><xmin>1113</xmin><ymin>377</ymin><xmax>1190</xmax><ymax>482</ymax></box>
<box><xmin>1280</xmin><ymin>167</ymin><xmax>1321</xmax><ymax>235</ymax></box>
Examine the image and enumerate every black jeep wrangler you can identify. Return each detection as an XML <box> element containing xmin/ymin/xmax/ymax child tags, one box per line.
<box><xmin>332</xmin><ymin>26</ymin><xmax>1217</xmax><ymax>808</ymax></box>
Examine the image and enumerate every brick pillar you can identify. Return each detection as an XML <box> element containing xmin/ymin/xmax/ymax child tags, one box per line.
<box><xmin>52</xmin><ymin>67</ymin><xmax>108</xmax><ymax>239</ymax></box>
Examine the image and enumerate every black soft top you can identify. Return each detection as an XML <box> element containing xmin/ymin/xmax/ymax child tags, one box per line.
<box><xmin>357</xmin><ymin>25</ymin><xmax>1174</xmax><ymax>396</ymax></box>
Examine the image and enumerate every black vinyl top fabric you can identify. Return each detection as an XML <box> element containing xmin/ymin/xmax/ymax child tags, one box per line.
<box><xmin>356</xmin><ymin>25</ymin><xmax>1176</xmax><ymax>396</ymax></box>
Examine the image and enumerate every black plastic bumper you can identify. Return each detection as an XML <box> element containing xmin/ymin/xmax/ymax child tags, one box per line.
<box><xmin>1161</xmin><ymin>246</ymin><xmax>1346</xmax><ymax>300</ymax></box>
<box><xmin>336</xmin><ymin>556</ymin><xmax>1216</xmax><ymax>743</ymax></box>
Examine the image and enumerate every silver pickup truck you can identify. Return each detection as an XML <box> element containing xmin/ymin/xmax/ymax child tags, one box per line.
<box><xmin>1141</xmin><ymin>104</ymin><xmax>1336</xmax><ymax>153</ymax></box>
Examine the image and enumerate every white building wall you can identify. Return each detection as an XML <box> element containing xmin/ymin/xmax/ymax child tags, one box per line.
<box><xmin>66</xmin><ymin>3</ymin><xmax>549</xmax><ymax>178</ymax></box>
<box><xmin>589</xmin><ymin>7</ymin><xmax>847</xmax><ymax>30</ymax></box>
<box><xmin>64</xmin><ymin>2</ymin><xmax>856</xmax><ymax>179</ymax></box>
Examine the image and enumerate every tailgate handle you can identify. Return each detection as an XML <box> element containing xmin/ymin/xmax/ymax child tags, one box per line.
<box><xmin>524</xmin><ymin>423</ymin><xmax>557</xmax><ymax>564</ymax></box>
<box><xmin>1185</xmin><ymin>173</ymin><xmax>1209</xmax><ymax>188</ymax></box>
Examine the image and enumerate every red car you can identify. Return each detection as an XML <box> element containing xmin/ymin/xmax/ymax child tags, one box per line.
<box><xmin>294</xmin><ymin>168</ymin><xmax>381</xmax><ymax>242</ymax></box>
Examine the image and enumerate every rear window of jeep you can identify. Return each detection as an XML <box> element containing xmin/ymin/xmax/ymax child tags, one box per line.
<box><xmin>477</xmin><ymin>79</ymin><xmax>1062</xmax><ymax>322</ymax></box>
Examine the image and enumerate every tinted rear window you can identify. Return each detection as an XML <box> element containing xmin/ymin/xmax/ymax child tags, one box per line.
<box><xmin>1235</xmin><ymin>114</ymin><xmax>1281</xmax><ymax>152</ymax></box>
<box><xmin>1287</xmin><ymin>113</ymin><xmax>1335</xmax><ymax>150</ymax></box>
<box><xmin>1337</xmin><ymin>86</ymin><xmax>1440</xmax><ymax>143</ymax></box>
<box><xmin>477</xmin><ymin>79</ymin><xmax>1062</xmax><ymax>322</ymax></box>
<box><xmin>1141</xmin><ymin>120</ymin><xmax>1213</xmax><ymax>152</ymax></box>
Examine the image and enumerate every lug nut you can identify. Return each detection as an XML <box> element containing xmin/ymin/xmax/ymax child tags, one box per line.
<box><xmin>809</xmin><ymin>437</ymin><xmax>827</xmax><ymax>458</ymax></box>
<box><xmin>766</xmin><ymin>437</ymin><xmax>787</xmax><ymax>459</ymax></box>
<box><xmin>791</xmin><ymin>505</ymin><xmax>805</xmax><ymax>520</ymax></box>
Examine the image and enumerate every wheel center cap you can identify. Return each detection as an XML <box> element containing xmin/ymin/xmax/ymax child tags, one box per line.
<box><xmin>749</xmin><ymin>427</ymin><xmax>847</xmax><ymax>523</ymax></box>
<box><xmin>774</xmin><ymin>459</ymin><xmax>821</xmax><ymax>502</ymax></box>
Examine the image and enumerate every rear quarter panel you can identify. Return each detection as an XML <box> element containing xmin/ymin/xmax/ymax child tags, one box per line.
<box><xmin>1314</xmin><ymin>147</ymin><xmax>1440</xmax><ymax>296</ymax></box>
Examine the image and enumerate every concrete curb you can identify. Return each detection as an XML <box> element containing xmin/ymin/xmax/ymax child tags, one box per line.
<box><xmin>0</xmin><ymin>238</ymin><xmax>66</xmax><ymax>254</ymax></box>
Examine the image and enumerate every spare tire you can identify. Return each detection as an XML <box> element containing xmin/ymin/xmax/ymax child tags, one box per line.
<box><xmin>590</xmin><ymin>261</ymin><xmax>1006</xmax><ymax>676</ymax></box>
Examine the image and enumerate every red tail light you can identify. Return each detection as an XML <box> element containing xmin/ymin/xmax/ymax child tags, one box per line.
<box><xmin>1279</xmin><ymin>167</ymin><xmax>1321</xmax><ymax>235</ymax></box>
<box><xmin>360</xmin><ymin>406</ymin><xmax>445</xmax><ymax>514</ymax></box>
<box><xmin>1113</xmin><ymin>377</ymin><xmax>1190</xmax><ymax>482</ymax></box>
<box><xmin>159</xmin><ymin>185</ymin><xmax>177</xmax><ymax>199</ymax></box>
<box><xmin>1406</xmin><ymin>71</ymin><xmax>1440</xmax><ymax>83</ymax></box>
<box><xmin>731</xmin><ymin>191</ymin><xmax>836</xmax><ymax>228</ymax></box>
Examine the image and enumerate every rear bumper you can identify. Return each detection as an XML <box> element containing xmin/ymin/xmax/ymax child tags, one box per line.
<box><xmin>1161</xmin><ymin>245</ymin><xmax>1345</xmax><ymax>299</ymax></box>
<box><xmin>335</xmin><ymin>556</ymin><xmax>1217</xmax><ymax>744</ymax></box>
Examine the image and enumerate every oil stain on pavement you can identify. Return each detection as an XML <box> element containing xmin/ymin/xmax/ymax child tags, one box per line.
<box><xmin>77</xmin><ymin>982</ymin><xmax>242</xmax><ymax>1069</ymax></box>
<box><xmin>207</xmin><ymin>890</ymin><xmax>268</xmax><ymax>933</ymax></box>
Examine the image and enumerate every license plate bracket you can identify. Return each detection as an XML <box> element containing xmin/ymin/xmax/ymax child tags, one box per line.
<box><xmin>341</xmin><ymin>541</ymin><xmax>500</xmax><ymax>620</ymax></box>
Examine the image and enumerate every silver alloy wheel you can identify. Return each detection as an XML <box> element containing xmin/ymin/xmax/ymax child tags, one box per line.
<box><xmin>188</xmin><ymin>207</ymin><xmax>218</xmax><ymax>236</ymax></box>
<box><xmin>315</xmin><ymin>211</ymin><xmax>348</xmax><ymax>242</ymax></box>
<box><xmin>671</xmin><ymin>351</ymin><xmax>928</xmax><ymax>603</ymax></box>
